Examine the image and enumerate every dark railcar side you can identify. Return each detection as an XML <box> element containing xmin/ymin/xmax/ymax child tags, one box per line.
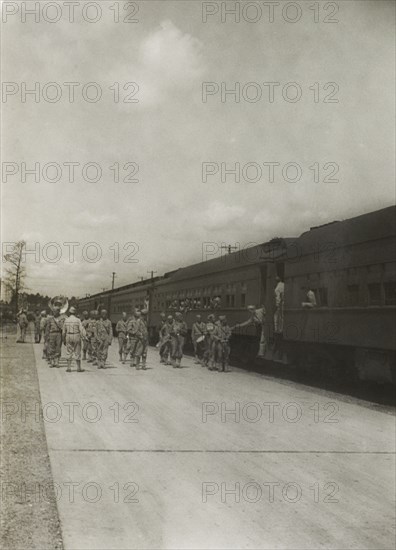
<box><xmin>283</xmin><ymin>206</ymin><xmax>396</xmax><ymax>383</ymax></box>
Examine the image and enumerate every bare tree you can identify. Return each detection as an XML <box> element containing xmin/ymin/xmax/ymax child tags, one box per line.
<box><xmin>3</xmin><ymin>241</ymin><xmax>27</xmax><ymax>314</ymax></box>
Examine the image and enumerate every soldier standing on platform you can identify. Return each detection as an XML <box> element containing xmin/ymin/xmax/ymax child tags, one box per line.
<box><xmin>39</xmin><ymin>310</ymin><xmax>48</xmax><ymax>359</ymax></box>
<box><xmin>140</xmin><ymin>310</ymin><xmax>149</xmax><ymax>369</ymax></box>
<box><xmin>203</xmin><ymin>313</ymin><xmax>217</xmax><ymax>369</ymax></box>
<box><xmin>86</xmin><ymin>310</ymin><xmax>98</xmax><ymax>365</ymax></box>
<box><xmin>233</xmin><ymin>305</ymin><xmax>267</xmax><ymax>358</ymax></box>
<box><xmin>46</xmin><ymin>307</ymin><xmax>65</xmax><ymax>368</ymax></box>
<box><xmin>62</xmin><ymin>306</ymin><xmax>86</xmax><ymax>373</ymax></box>
<box><xmin>96</xmin><ymin>309</ymin><xmax>113</xmax><ymax>369</ymax></box>
<box><xmin>170</xmin><ymin>312</ymin><xmax>187</xmax><ymax>368</ymax></box>
<box><xmin>191</xmin><ymin>314</ymin><xmax>206</xmax><ymax>363</ymax></box>
<box><xmin>213</xmin><ymin>315</ymin><xmax>232</xmax><ymax>372</ymax></box>
<box><xmin>16</xmin><ymin>309</ymin><xmax>28</xmax><ymax>343</ymax></box>
<box><xmin>81</xmin><ymin>311</ymin><xmax>90</xmax><ymax>361</ymax></box>
<box><xmin>34</xmin><ymin>310</ymin><xmax>41</xmax><ymax>343</ymax></box>
<box><xmin>116</xmin><ymin>312</ymin><xmax>128</xmax><ymax>363</ymax></box>
<box><xmin>128</xmin><ymin>310</ymin><xmax>148</xmax><ymax>370</ymax></box>
<box><xmin>158</xmin><ymin>314</ymin><xmax>173</xmax><ymax>364</ymax></box>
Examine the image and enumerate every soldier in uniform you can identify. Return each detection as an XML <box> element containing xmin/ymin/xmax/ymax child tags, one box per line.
<box><xmin>191</xmin><ymin>314</ymin><xmax>206</xmax><ymax>363</ymax></box>
<box><xmin>34</xmin><ymin>310</ymin><xmax>41</xmax><ymax>343</ymax></box>
<box><xmin>80</xmin><ymin>311</ymin><xmax>90</xmax><ymax>361</ymax></box>
<box><xmin>16</xmin><ymin>309</ymin><xmax>28</xmax><ymax>343</ymax></box>
<box><xmin>127</xmin><ymin>310</ymin><xmax>148</xmax><ymax>370</ymax></box>
<box><xmin>203</xmin><ymin>313</ymin><xmax>217</xmax><ymax>369</ymax></box>
<box><xmin>213</xmin><ymin>315</ymin><xmax>232</xmax><ymax>372</ymax></box>
<box><xmin>273</xmin><ymin>277</ymin><xmax>285</xmax><ymax>359</ymax></box>
<box><xmin>233</xmin><ymin>305</ymin><xmax>267</xmax><ymax>358</ymax></box>
<box><xmin>86</xmin><ymin>310</ymin><xmax>98</xmax><ymax>364</ymax></box>
<box><xmin>96</xmin><ymin>309</ymin><xmax>113</xmax><ymax>369</ymax></box>
<box><xmin>62</xmin><ymin>306</ymin><xmax>86</xmax><ymax>373</ymax></box>
<box><xmin>116</xmin><ymin>312</ymin><xmax>128</xmax><ymax>363</ymax></box>
<box><xmin>170</xmin><ymin>311</ymin><xmax>187</xmax><ymax>368</ymax></box>
<box><xmin>39</xmin><ymin>310</ymin><xmax>48</xmax><ymax>359</ymax></box>
<box><xmin>158</xmin><ymin>314</ymin><xmax>173</xmax><ymax>364</ymax></box>
<box><xmin>45</xmin><ymin>307</ymin><xmax>65</xmax><ymax>367</ymax></box>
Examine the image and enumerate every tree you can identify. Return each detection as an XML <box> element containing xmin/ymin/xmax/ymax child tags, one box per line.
<box><xmin>3</xmin><ymin>241</ymin><xmax>27</xmax><ymax>314</ymax></box>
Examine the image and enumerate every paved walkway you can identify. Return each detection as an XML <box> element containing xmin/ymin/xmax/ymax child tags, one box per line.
<box><xmin>31</xmin><ymin>338</ymin><xmax>395</xmax><ymax>549</ymax></box>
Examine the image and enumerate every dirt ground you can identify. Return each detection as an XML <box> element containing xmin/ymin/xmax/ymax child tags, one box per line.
<box><xmin>0</xmin><ymin>324</ymin><xmax>63</xmax><ymax>550</ymax></box>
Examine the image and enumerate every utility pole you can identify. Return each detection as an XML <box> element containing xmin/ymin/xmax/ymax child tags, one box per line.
<box><xmin>146</xmin><ymin>270</ymin><xmax>157</xmax><ymax>343</ymax></box>
<box><xmin>112</xmin><ymin>272</ymin><xmax>116</xmax><ymax>290</ymax></box>
<box><xmin>220</xmin><ymin>244</ymin><xmax>238</xmax><ymax>255</ymax></box>
<box><xmin>138</xmin><ymin>276</ymin><xmax>144</xmax><ymax>281</ymax></box>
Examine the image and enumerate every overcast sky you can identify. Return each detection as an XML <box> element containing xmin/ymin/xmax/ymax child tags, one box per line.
<box><xmin>1</xmin><ymin>0</ymin><xmax>395</xmax><ymax>298</ymax></box>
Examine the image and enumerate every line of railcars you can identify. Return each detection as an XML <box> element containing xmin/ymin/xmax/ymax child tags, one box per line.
<box><xmin>79</xmin><ymin>206</ymin><xmax>396</xmax><ymax>384</ymax></box>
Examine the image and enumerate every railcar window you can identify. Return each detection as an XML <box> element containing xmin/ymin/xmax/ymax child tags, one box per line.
<box><xmin>368</xmin><ymin>283</ymin><xmax>382</xmax><ymax>306</ymax></box>
<box><xmin>347</xmin><ymin>284</ymin><xmax>359</xmax><ymax>306</ymax></box>
<box><xmin>318</xmin><ymin>287</ymin><xmax>328</xmax><ymax>307</ymax></box>
<box><xmin>384</xmin><ymin>281</ymin><xmax>396</xmax><ymax>306</ymax></box>
<box><xmin>241</xmin><ymin>293</ymin><xmax>246</xmax><ymax>307</ymax></box>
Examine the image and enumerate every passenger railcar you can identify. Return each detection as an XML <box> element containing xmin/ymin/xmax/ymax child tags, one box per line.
<box><xmin>78</xmin><ymin>206</ymin><xmax>395</xmax><ymax>383</ymax></box>
<box><xmin>283</xmin><ymin>206</ymin><xmax>396</xmax><ymax>383</ymax></box>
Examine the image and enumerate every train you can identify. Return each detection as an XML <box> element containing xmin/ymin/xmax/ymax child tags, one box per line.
<box><xmin>78</xmin><ymin>206</ymin><xmax>396</xmax><ymax>384</ymax></box>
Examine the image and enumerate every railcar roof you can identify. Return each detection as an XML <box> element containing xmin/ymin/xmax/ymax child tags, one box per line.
<box><xmin>297</xmin><ymin>206</ymin><xmax>396</xmax><ymax>253</ymax></box>
<box><xmin>156</xmin><ymin>238</ymin><xmax>296</xmax><ymax>285</ymax></box>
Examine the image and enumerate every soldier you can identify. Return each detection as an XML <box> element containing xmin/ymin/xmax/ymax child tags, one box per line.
<box><xmin>80</xmin><ymin>311</ymin><xmax>90</xmax><ymax>361</ymax></box>
<box><xmin>16</xmin><ymin>309</ymin><xmax>28</xmax><ymax>343</ymax></box>
<box><xmin>158</xmin><ymin>314</ymin><xmax>173</xmax><ymax>364</ymax></box>
<box><xmin>191</xmin><ymin>314</ymin><xmax>206</xmax><ymax>363</ymax></box>
<box><xmin>302</xmin><ymin>287</ymin><xmax>317</xmax><ymax>308</ymax></box>
<box><xmin>45</xmin><ymin>307</ymin><xmax>65</xmax><ymax>367</ymax></box>
<box><xmin>170</xmin><ymin>311</ymin><xmax>187</xmax><ymax>368</ymax></box>
<box><xmin>86</xmin><ymin>310</ymin><xmax>98</xmax><ymax>365</ymax></box>
<box><xmin>96</xmin><ymin>309</ymin><xmax>113</xmax><ymax>369</ymax></box>
<box><xmin>202</xmin><ymin>313</ymin><xmax>217</xmax><ymax>369</ymax></box>
<box><xmin>273</xmin><ymin>277</ymin><xmax>285</xmax><ymax>359</ymax></box>
<box><xmin>116</xmin><ymin>312</ymin><xmax>128</xmax><ymax>363</ymax></box>
<box><xmin>39</xmin><ymin>310</ymin><xmax>48</xmax><ymax>359</ymax></box>
<box><xmin>34</xmin><ymin>310</ymin><xmax>41</xmax><ymax>343</ymax></box>
<box><xmin>127</xmin><ymin>310</ymin><xmax>148</xmax><ymax>370</ymax></box>
<box><xmin>213</xmin><ymin>315</ymin><xmax>232</xmax><ymax>372</ymax></box>
<box><xmin>62</xmin><ymin>306</ymin><xmax>86</xmax><ymax>373</ymax></box>
<box><xmin>233</xmin><ymin>305</ymin><xmax>267</xmax><ymax>358</ymax></box>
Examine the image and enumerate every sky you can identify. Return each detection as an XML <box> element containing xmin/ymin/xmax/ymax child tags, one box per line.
<box><xmin>1</xmin><ymin>0</ymin><xmax>395</xmax><ymax>298</ymax></box>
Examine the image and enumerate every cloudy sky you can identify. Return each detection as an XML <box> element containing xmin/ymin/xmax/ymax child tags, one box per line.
<box><xmin>1</xmin><ymin>0</ymin><xmax>395</xmax><ymax>297</ymax></box>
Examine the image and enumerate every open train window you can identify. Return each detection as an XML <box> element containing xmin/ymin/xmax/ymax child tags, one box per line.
<box><xmin>368</xmin><ymin>283</ymin><xmax>381</xmax><ymax>306</ymax></box>
<box><xmin>384</xmin><ymin>281</ymin><xmax>396</xmax><ymax>306</ymax></box>
<box><xmin>276</xmin><ymin>262</ymin><xmax>285</xmax><ymax>280</ymax></box>
<box><xmin>347</xmin><ymin>284</ymin><xmax>359</xmax><ymax>306</ymax></box>
<box><xmin>318</xmin><ymin>287</ymin><xmax>328</xmax><ymax>307</ymax></box>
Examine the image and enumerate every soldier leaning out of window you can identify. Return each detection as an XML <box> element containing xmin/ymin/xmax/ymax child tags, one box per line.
<box><xmin>302</xmin><ymin>287</ymin><xmax>317</xmax><ymax>308</ymax></box>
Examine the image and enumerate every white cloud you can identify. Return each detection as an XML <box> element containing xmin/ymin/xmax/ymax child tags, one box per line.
<box><xmin>137</xmin><ymin>20</ymin><xmax>205</xmax><ymax>106</ymax></box>
<box><xmin>73</xmin><ymin>211</ymin><xmax>116</xmax><ymax>228</ymax></box>
<box><xmin>200</xmin><ymin>202</ymin><xmax>246</xmax><ymax>230</ymax></box>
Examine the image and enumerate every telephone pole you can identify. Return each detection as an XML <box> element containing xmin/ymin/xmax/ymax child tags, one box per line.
<box><xmin>112</xmin><ymin>272</ymin><xmax>116</xmax><ymax>290</ymax></box>
<box><xmin>147</xmin><ymin>270</ymin><xmax>157</xmax><ymax>280</ymax></box>
<box><xmin>221</xmin><ymin>244</ymin><xmax>238</xmax><ymax>255</ymax></box>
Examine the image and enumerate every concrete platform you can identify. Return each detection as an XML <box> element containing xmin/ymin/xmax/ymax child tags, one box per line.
<box><xmin>31</xmin><ymin>340</ymin><xmax>395</xmax><ymax>549</ymax></box>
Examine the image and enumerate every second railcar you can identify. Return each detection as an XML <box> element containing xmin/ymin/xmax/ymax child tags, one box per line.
<box><xmin>283</xmin><ymin>206</ymin><xmax>396</xmax><ymax>383</ymax></box>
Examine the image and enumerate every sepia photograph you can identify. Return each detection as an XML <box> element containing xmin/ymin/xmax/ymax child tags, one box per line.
<box><xmin>0</xmin><ymin>1</ymin><xmax>395</xmax><ymax>549</ymax></box>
